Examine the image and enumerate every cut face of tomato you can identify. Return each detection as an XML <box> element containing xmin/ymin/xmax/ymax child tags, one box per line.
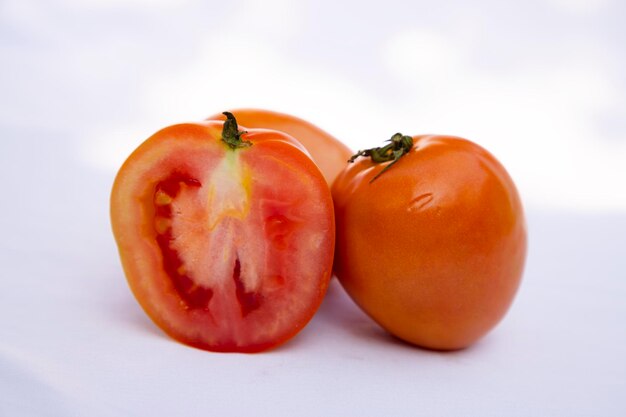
<box><xmin>111</xmin><ymin>119</ymin><xmax>334</xmax><ymax>352</ymax></box>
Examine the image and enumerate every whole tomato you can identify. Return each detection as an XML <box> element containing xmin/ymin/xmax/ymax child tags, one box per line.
<box><xmin>332</xmin><ymin>133</ymin><xmax>527</xmax><ymax>350</ymax></box>
<box><xmin>111</xmin><ymin>113</ymin><xmax>335</xmax><ymax>353</ymax></box>
<box><xmin>208</xmin><ymin>109</ymin><xmax>352</xmax><ymax>186</ymax></box>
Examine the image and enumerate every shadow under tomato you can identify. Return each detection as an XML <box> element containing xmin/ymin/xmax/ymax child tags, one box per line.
<box><xmin>313</xmin><ymin>280</ymin><xmax>401</xmax><ymax>346</ymax></box>
<box><xmin>316</xmin><ymin>280</ymin><xmax>481</xmax><ymax>355</ymax></box>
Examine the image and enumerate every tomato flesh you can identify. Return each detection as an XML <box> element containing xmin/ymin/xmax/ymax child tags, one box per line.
<box><xmin>111</xmin><ymin>122</ymin><xmax>334</xmax><ymax>352</ymax></box>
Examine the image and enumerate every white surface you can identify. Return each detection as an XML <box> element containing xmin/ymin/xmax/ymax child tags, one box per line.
<box><xmin>0</xmin><ymin>151</ymin><xmax>625</xmax><ymax>416</ymax></box>
<box><xmin>2</xmin><ymin>1</ymin><xmax>626</xmax><ymax>416</ymax></box>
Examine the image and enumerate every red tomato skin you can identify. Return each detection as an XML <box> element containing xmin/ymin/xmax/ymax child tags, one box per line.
<box><xmin>111</xmin><ymin>120</ymin><xmax>334</xmax><ymax>353</ymax></box>
<box><xmin>332</xmin><ymin>135</ymin><xmax>527</xmax><ymax>350</ymax></box>
<box><xmin>208</xmin><ymin>109</ymin><xmax>352</xmax><ymax>186</ymax></box>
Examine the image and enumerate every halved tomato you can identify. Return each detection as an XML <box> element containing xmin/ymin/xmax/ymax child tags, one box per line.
<box><xmin>111</xmin><ymin>113</ymin><xmax>335</xmax><ymax>352</ymax></box>
<box><xmin>208</xmin><ymin>109</ymin><xmax>352</xmax><ymax>186</ymax></box>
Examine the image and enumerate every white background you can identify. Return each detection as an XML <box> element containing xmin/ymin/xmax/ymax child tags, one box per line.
<box><xmin>1</xmin><ymin>1</ymin><xmax>625</xmax><ymax>416</ymax></box>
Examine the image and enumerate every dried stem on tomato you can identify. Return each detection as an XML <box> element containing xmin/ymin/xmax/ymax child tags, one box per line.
<box><xmin>349</xmin><ymin>133</ymin><xmax>413</xmax><ymax>182</ymax></box>
<box><xmin>221</xmin><ymin>111</ymin><xmax>252</xmax><ymax>149</ymax></box>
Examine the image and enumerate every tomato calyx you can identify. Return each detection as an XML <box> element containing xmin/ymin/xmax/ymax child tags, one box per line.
<box><xmin>221</xmin><ymin>111</ymin><xmax>252</xmax><ymax>150</ymax></box>
<box><xmin>349</xmin><ymin>133</ymin><xmax>413</xmax><ymax>182</ymax></box>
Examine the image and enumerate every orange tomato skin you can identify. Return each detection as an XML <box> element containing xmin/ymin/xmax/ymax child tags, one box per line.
<box><xmin>332</xmin><ymin>135</ymin><xmax>527</xmax><ymax>350</ymax></box>
<box><xmin>208</xmin><ymin>109</ymin><xmax>352</xmax><ymax>186</ymax></box>
<box><xmin>111</xmin><ymin>120</ymin><xmax>335</xmax><ymax>353</ymax></box>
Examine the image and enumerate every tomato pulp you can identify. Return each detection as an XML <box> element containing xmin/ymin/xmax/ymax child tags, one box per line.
<box><xmin>111</xmin><ymin>114</ymin><xmax>335</xmax><ymax>352</ymax></box>
<box><xmin>332</xmin><ymin>134</ymin><xmax>527</xmax><ymax>350</ymax></box>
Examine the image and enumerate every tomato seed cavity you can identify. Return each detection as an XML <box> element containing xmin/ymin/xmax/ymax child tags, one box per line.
<box><xmin>233</xmin><ymin>258</ymin><xmax>263</xmax><ymax>317</ymax></box>
<box><xmin>154</xmin><ymin>174</ymin><xmax>212</xmax><ymax>310</ymax></box>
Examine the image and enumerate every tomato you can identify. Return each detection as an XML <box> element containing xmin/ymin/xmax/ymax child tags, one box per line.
<box><xmin>332</xmin><ymin>133</ymin><xmax>527</xmax><ymax>350</ymax></box>
<box><xmin>110</xmin><ymin>113</ymin><xmax>335</xmax><ymax>353</ymax></box>
<box><xmin>208</xmin><ymin>109</ymin><xmax>352</xmax><ymax>186</ymax></box>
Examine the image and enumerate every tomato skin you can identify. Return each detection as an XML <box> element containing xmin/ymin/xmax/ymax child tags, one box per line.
<box><xmin>111</xmin><ymin>119</ymin><xmax>334</xmax><ymax>353</ymax></box>
<box><xmin>208</xmin><ymin>109</ymin><xmax>352</xmax><ymax>186</ymax></box>
<box><xmin>332</xmin><ymin>135</ymin><xmax>527</xmax><ymax>350</ymax></box>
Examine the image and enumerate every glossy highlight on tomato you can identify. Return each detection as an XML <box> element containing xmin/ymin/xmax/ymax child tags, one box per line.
<box><xmin>111</xmin><ymin>113</ymin><xmax>335</xmax><ymax>353</ymax></box>
<box><xmin>332</xmin><ymin>134</ymin><xmax>527</xmax><ymax>350</ymax></box>
<box><xmin>208</xmin><ymin>109</ymin><xmax>352</xmax><ymax>186</ymax></box>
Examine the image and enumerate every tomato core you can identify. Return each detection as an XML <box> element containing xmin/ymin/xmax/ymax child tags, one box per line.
<box><xmin>153</xmin><ymin>170</ymin><xmax>268</xmax><ymax>317</ymax></box>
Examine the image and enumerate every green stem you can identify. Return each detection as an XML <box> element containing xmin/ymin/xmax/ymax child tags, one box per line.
<box><xmin>221</xmin><ymin>112</ymin><xmax>252</xmax><ymax>149</ymax></box>
<box><xmin>349</xmin><ymin>133</ymin><xmax>414</xmax><ymax>182</ymax></box>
